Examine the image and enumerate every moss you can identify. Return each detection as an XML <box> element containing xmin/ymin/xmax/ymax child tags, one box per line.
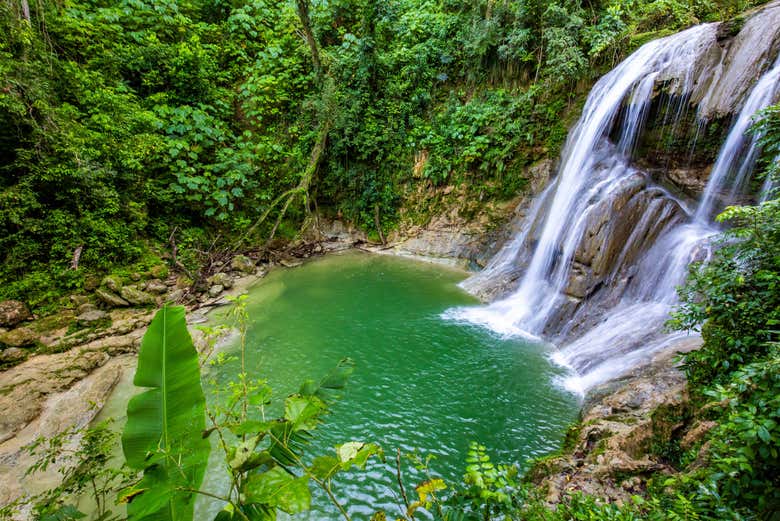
<box><xmin>648</xmin><ymin>401</ymin><xmax>693</xmax><ymax>468</ymax></box>
<box><xmin>628</xmin><ymin>29</ymin><xmax>676</xmax><ymax>52</ymax></box>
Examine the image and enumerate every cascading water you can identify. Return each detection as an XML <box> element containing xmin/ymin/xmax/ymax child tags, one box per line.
<box><xmin>695</xmin><ymin>56</ymin><xmax>780</xmax><ymax>222</ymax></box>
<box><xmin>445</xmin><ymin>18</ymin><xmax>780</xmax><ymax>394</ymax></box>
<box><xmin>445</xmin><ymin>24</ymin><xmax>718</xmax><ymax>335</ymax></box>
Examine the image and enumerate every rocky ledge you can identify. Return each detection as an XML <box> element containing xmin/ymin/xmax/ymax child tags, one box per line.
<box><xmin>528</xmin><ymin>336</ymin><xmax>707</xmax><ymax>505</ymax></box>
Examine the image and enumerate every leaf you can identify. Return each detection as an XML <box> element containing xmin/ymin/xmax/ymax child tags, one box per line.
<box><xmin>309</xmin><ymin>455</ymin><xmax>341</xmax><ymax>481</ymax></box>
<box><xmin>121</xmin><ymin>305</ymin><xmax>210</xmax><ymax>521</ymax></box>
<box><xmin>284</xmin><ymin>395</ymin><xmax>326</xmax><ymax>431</ymax></box>
<box><xmin>416</xmin><ymin>478</ymin><xmax>446</xmax><ymax>503</ymax></box>
<box><xmin>244</xmin><ymin>467</ymin><xmax>311</xmax><ymax>514</ymax></box>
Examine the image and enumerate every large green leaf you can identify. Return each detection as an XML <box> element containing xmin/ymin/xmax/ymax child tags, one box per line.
<box><xmin>244</xmin><ymin>467</ymin><xmax>311</xmax><ymax>514</ymax></box>
<box><xmin>121</xmin><ymin>305</ymin><xmax>210</xmax><ymax>521</ymax></box>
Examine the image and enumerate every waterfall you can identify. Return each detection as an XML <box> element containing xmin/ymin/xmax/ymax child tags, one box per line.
<box><xmin>695</xmin><ymin>56</ymin><xmax>780</xmax><ymax>222</ymax></box>
<box><xmin>444</xmin><ymin>19</ymin><xmax>780</xmax><ymax>394</ymax></box>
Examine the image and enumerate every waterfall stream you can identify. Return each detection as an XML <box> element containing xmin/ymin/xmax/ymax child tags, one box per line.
<box><xmin>445</xmin><ymin>18</ymin><xmax>780</xmax><ymax>394</ymax></box>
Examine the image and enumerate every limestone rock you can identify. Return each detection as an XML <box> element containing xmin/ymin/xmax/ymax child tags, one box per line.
<box><xmin>95</xmin><ymin>288</ymin><xmax>129</xmax><ymax>308</ymax></box>
<box><xmin>77</xmin><ymin>310</ymin><xmax>109</xmax><ymax>326</ymax></box>
<box><xmin>145</xmin><ymin>279</ymin><xmax>168</xmax><ymax>294</ymax></box>
<box><xmin>0</xmin><ymin>300</ymin><xmax>32</xmax><ymax>328</ymax></box>
<box><xmin>208</xmin><ymin>285</ymin><xmax>224</xmax><ymax>298</ymax></box>
<box><xmin>78</xmin><ymin>303</ymin><xmax>98</xmax><ymax>315</ymax></box>
<box><xmin>231</xmin><ymin>255</ymin><xmax>255</xmax><ymax>274</ymax></box>
<box><xmin>130</xmin><ymin>272</ymin><xmax>142</xmax><ymax>281</ymax></box>
<box><xmin>280</xmin><ymin>259</ymin><xmax>303</xmax><ymax>268</ymax></box>
<box><xmin>166</xmin><ymin>289</ymin><xmax>185</xmax><ymax>303</ymax></box>
<box><xmin>0</xmin><ymin>347</ymin><xmax>26</xmax><ymax>364</ymax></box>
<box><xmin>208</xmin><ymin>272</ymin><xmax>234</xmax><ymax>289</ymax></box>
<box><xmin>101</xmin><ymin>275</ymin><xmax>123</xmax><ymax>293</ymax></box>
<box><xmin>119</xmin><ymin>286</ymin><xmax>156</xmax><ymax>306</ymax></box>
<box><xmin>0</xmin><ymin>327</ymin><xmax>38</xmax><ymax>347</ymax></box>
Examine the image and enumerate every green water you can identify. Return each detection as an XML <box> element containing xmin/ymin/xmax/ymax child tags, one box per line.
<box><xmin>200</xmin><ymin>251</ymin><xmax>578</xmax><ymax>519</ymax></box>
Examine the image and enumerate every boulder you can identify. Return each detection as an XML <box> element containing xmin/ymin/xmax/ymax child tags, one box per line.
<box><xmin>119</xmin><ymin>287</ymin><xmax>156</xmax><ymax>306</ymax></box>
<box><xmin>231</xmin><ymin>255</ymin><xmax>255</xmax><ymax>274</ymax></box>
<box><xmin>0</xmin><ymin>301</ymin><xmax>32</xmax><ymax>328</ymax></box>
<box><xmin>0</xmin><ymin>327</ymin><xmax>38</xmax><ymax>347</ymax></box>
<box><xmin>208</xmin><ymin>285</ymin><xmax>224</xmax><ymax>298</ymax></box>
<box><xmin>95</xmin><ymin>288</ymin><xmax>130</xmax><ymax>308</ymax></box>
<box><xmin>145</xmin><ymin>279</ymin><xmax>168</xmax><ymax>294</ymax></box>
<box><xmin>77</xmin><ymin>310</ymin><xmax>109</xmax><ymax>326</ymax></box>
<box><xmin>208</xmin><ymin>272</ymin><xmax>234</xmax><ymax>289</ymax></box>
<box><xmin>0</xmin><ymin>347</ymin><xmax>26</xmax><ymax>364</ymax></box>
<box><xmin>130</xmin><ymin>272</ymin><xmax>142</xmax><ymax>281</ymax></box>
<box><xmin>78</xmin><ymin>303</ymin><xmax>98</xmax><ymax>315</ymax></box>
<box><xmin>101</xmin><ymin>275</ymin><xmax>123</xmax><ymax>293</ymax></box>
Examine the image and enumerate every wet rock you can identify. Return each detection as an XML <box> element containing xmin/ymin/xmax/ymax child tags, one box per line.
<box><xmin>76</xmin><ymin>310</ymin><xmax>109</xmax><ymax>326</ymax></box>
<box><xmin>145</xmin><ymin>279</ymin><xmax>168</xmax><ymax>294</ymax></box>
<box><xmin>231</xmin><ymin>255</ymin><xmax>255</xmax><ymax>274</ymax></box>
<box><xmin>531</xmin><ymin>338</ymin><xmax>702</xmax><ymax>505</ymax></box>
<box><xmin>0</xmin><ymin>347</ymin><xmax>26</xmax><ymax>364</ymax></box>
<box><xmin>0</xmin><ymin>327</ymin><xmax>38</xmax><ymax>348</ymax></box>
<box><xmin>208</xmin><ymin>272</ymin><xmax>234</xmax><ymax>289</ymax></box>
<box><xmin>695</xmin><ymin>3</ymin><xmax>780</xmax><ymax>118</ymax></box>
<box><xmin>208</xmin><ymin>285</ymin><xmax>224</xmax><ymax>298</ymax></box>
<box><xmin>101</xmin><ymin>275</ymin><xmax>123</xmax><ymax>293</ymax></box>
<box><xmin>0</xmin><ymin>301</ymin><xmax>32</xmax><ymax>328</ymax></box>
<box><xmin>95</xmin><ymin>288</ymin><xmax>129</xmax><ymax>308</ymax></box>
<box><xmin>119</xmin><ymin>286</ymin><xmax>155</xmax><ymax>306</ymax></box>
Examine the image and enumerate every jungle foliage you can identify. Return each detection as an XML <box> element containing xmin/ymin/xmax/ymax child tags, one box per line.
<box><xmin>0</xmin><ymin>0</ymin><xmax>761</xmax><ymax>309</ymax></box>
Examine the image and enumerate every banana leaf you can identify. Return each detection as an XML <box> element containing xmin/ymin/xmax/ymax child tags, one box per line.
<box><xmin>121</xmin><ymin>305</ymin><xmax>210</xmax><ymax>521</ymax></box>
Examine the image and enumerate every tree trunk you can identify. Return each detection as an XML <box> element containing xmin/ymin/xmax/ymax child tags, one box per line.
<box><xmin>295</xmin><ymin>0</ymin><xmax>322</xmax><ymax>77</ymax></box>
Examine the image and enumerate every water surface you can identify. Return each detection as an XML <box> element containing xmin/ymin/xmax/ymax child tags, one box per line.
<box><xmin>201</xmin><ymin>252</ymin><xmax>577</xmax><ymax>519</ymax></box>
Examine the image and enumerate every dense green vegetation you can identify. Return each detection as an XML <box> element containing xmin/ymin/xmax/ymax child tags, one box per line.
<box><xmin>3</xmin><ymin>0</ymin><xmax>780</xmax><ymax>520</ymax></box>
<box><xmin>1</xmin><ymin>0</ymin><xmax>761</xmax><ymax>310</ymax></box>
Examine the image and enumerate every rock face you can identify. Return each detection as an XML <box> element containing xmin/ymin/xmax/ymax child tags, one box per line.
<box><xmin>0</xmin><ymin>301</ymin><xmax>32</xmax><ymax>328</ymax></box>
<box><xmin>695</xmin><ymin>1</ymin><xmax>780</xmax><ymax>119</ymax></box>
<box><xmin>531</xmin><ymin>337</ymin><xmax>702</xmax><ymax>504</ymax></box>
<box><xmin>0</xmin><ymin>348</ymin><xmax>26</xmax><ymax>365</ymax></box>
<box><xmin>0</xmin><ymin>329</ymin><xmax>144</xmax><ymax>445</ymax></box>
<box><xmin>0</xmin><ymin>356</ymin><xmax>131</xmax><ymax>507</ymax></box>
<box><xmin>388</xmin><ymin>159</ymin><xmax>556</xmax><ymax>269</ymax></box>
